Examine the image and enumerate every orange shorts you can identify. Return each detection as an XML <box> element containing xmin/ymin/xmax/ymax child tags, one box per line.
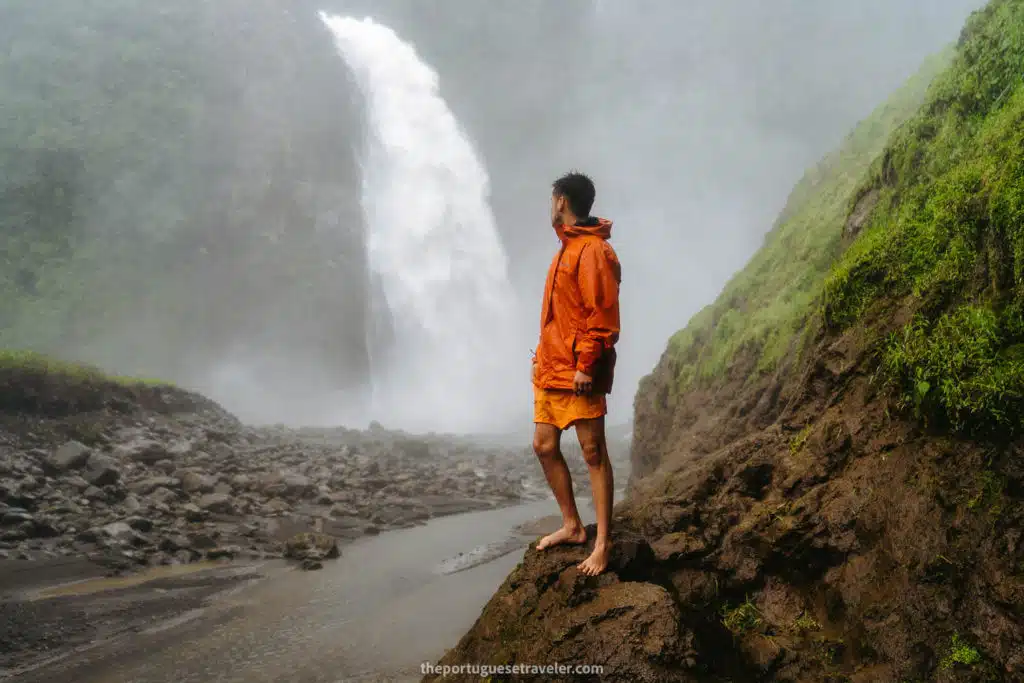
<box><xmin>533</xmin><ymin>386</ymin><xmax>607</xmax><ymax>430</ymax></box>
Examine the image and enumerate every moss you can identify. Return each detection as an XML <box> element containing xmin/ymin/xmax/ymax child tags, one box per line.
<box><xmin>789</xmin><ymin>425</ymin><xmax>813</xmax><ymax>456</ymax></box>
<box><xmin>666</xmin><ymin>46</ymin><xmax>953</xmax><ymax>392</ymax></box>
<box><xmin>824</xmin><ymin>0</ymin><xmax>1024</xmax><ymax>433</ymax></box>
<box><xmin>0</xmin><ymin>349</ymin><xmax>169</xmax><ymax>387</ymax></box>
<box><xmin>965</xmin><ymin>469</ymin><xmax>1005</xmax><ymax>519</ymax></box>
<box><xmin>939</xmin><ymin>632</ymin><xmax>982</xmax><ymax>670</ymax></box>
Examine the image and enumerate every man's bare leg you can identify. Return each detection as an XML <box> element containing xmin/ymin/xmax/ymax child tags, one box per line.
<box><xmin>574</xmin><ymin>416</ymin><xmax>613</xmax><ymax>575</ymax></box>
<box><xmin>533</xmin><ymin>422</ymin><xmax>587</xmax><ymax>550</ymax></box>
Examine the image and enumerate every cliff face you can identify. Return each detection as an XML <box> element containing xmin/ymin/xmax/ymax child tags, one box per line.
<box><xmin>429</xmin><ymin>2</ymin><xmax>1024</xmax><ymax>681</ymax></box>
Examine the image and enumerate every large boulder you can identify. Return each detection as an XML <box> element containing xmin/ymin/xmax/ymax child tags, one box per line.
<box><xmin>46</xmin><ymin>441</ymin><xmax>92</xmax><ymax>473</ymax></box>
<box><xmin>424</xmin><ymin>527</ymin><xmax>699</xmax><ymax>683</ymax></box>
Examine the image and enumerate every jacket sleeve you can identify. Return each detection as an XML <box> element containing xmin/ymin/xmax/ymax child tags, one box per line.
<box><xmin>575</xmin><ymin>242</ymin><xmax>621</xmax><ymax>376</ymax></box>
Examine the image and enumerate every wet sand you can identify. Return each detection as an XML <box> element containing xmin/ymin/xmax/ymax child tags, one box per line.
<box><xmin>8</xmin><ymin>497</ymin><xmax>596</xmax><ymax>683</ymax></box>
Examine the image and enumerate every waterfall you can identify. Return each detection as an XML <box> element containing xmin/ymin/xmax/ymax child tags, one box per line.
<box><xmin>321</xmin><ymin>13</ymin><xmax>522</xmax><ymax>434</ymax></box>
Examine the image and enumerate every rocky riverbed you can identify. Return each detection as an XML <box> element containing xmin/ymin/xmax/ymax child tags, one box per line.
<box><xmin>0</xmin><ymin>384</ymin><xmax>630</xmax><ymax>574</ymax></box>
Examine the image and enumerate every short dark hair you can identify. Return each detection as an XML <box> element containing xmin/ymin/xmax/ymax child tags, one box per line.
<box><xmin>552</xmin><ymin>171</ymin><xmax>595</xmax><ymax>218</ymax></box>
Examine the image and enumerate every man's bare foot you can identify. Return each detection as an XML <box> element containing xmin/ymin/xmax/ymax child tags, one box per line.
<box><xmin>536</xmin><ymin>524</ymin><xmax>587</xmax><ymax>551</ymax></box>
<box><xmin>578</xmin><ymin>540</ymin><xmax>611</xmax><ymax>576</ymax></box>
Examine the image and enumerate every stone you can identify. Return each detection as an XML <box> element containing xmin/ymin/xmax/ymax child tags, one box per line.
<box><xmin>151</xmin><ymin>487</ymin><xmax>179</xmax><ymax>505</ymax></box>
<box><xmin>1</xmin><ymin>509</ymin><xmax>33</xmax><ymax>527</ymax></box>
<box><xmin>183</xmin><ymin>503</ymin><xmax>207</xmax><ymax>522</ymax></box>
<box><xmin>160</xmin><ymin>535</ymin><xmax>192</xmax><ymax>552</ymax></box>
<box><xmin>114</xmin><ymin>439</ymin><xmax>169</xmax><ymax>464</ymax></box>
<box><xmin>206</xmin><ymin>546</ymin><xmax>241</xmax><ymax>560</ymax></box>
<box><xmin>47</xmin><ymin>441</ymin><xmax>92</xmax><ymax>472</ymax></box>
<box><xmin>83</xmin><ymin>455</ymin><xmax>120</xmax><ymax>487</ymax></box>
<box><xmin>264</xmin><ymin>498</ymin><xmax>291</xmax><ymax>514</ymax></box>
<box><xmin>198</xmin><ymin>493</ymin><xmax>234</xmax><ymax>514</ymax></box>
<box><xmin>126</xmin><ymin>516</ymin><xmax>154</xmax><ymax>532</ymax></box>
<box><xmin>129</xmin><ymin>477</ymin><xmax>180</xmax><ymax>495</ymax></box>
<box><xmin>284</xmin><ymin>532</ymin><xmax>340</xmax><ymax>561</ymax></box>
<box><xmin>179</xmin><ymin>471</ymin><xmax>216</xmax><ymax>494</ymax></box>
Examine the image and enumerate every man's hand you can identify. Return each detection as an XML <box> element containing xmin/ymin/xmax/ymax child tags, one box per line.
<box><xmin>573</xmin><ymin>370</ymin><xmax>593</xmax><ymax>396</ymax></box>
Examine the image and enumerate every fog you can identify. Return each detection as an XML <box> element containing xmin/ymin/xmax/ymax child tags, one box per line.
<box><xmin>0</xmin><ymin>0</ymin><xmax>985</xmax><ymax>431</ymax></box>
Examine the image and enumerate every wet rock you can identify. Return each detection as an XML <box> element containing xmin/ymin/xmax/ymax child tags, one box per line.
<box><xmin>150</xmin><ymin>487</ymin><xmax>179</xmax><ymax>505</ymax></box>
<box><xmin>206</xmin><ymin>546</ymin><xmax>241</xmax><ymax>560</ymax></box>
<box><xmin>189</xmin><ymin>533</ymin><xmax>217</xmax><ymax>550</ymax></box>
<box><xmin>30</xmin><ymin>517</ymin><xmax>61</xmax><ymax>538</ymax></box>
<box><xmin>83</xmin><ymin>455</ymin><xmax>120</xmax><ymax>487</ymax></box>
<box><xmin>47</xmin><ymin>441</ymin><xmax>92</xmax><ymax>472</ymax></box>
<box><xmin>114</xmin><ymin>439</ymin><xmax>168</xmax><ymax>464</ymax></box>
<box><xmin>126</xmin><ymin>516</ymin><xmax>154</xmax><ymax>532</ymax></box>
<box><xmin>60</xmin><ymin>475</ymin><xmax>89</xmax><ymax>494</ymax></box>
<box><xmin>129</xmin><ymin>477</ymin><xmax>179</xmax><ymax>495</ymax></box>
<box><xmin>260</xmin><ymin>473</ymin><xmax>314</xmax><ymax>500</ymax></box>
<box><xmin>159</xmin><ymin>535</ymin><xmax>192</xmax><ymax>552</ymax></box>
<box><xmin>198</xmin><ymin>493</ymin><xmax>234</xmax><ymax>514</ymax></box>
<box><xmin>183</xmin><ymin>503</ymin><xmax>207</xmax><ymax>522</ymax></box>
<box><xmin>100</xmin><ymin>521</ymin><xmax>147</xmax><ymax>547</ymax></box>
<box><xmin>83</xmin><ymin>485</ymin><xmax>105</xmax><ymax>501</ymax></box>
<box><xmin>284</xmin><ymin>532</ymin><xmax>340</xmax><ymax>562</ymax></box>
<box><xmin>426</xmin><ymin>529</ymin><xmax>697</xmax><ymax>683</ymax></box>
<box><xmin>1</xmin><ymin>509</ymin><xmax>33</xmax><ymax>527</ymax></box>
<box><xmin>122</xmin><ymin>494</ymin><xmax>142</xmax><ymax>513</ymax></box>
<box><xmin>179</xmin><ymin>470</ymin><xmax>216</xmax><ymax>494</ymax></box>
<box><xmin>263</xmin><ymin>498</ymin><xmax>291</xmax><ymax>515</ymax></box>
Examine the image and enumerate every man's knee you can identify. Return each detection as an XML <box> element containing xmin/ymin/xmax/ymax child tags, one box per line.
<box><xmin>580</xmin><ymin>442</ymin><xmax>606</xmax><ymax>468</ymax></box>
<box><xmin>533</xmin><ymin>428</ymin><xmax>560</xmax><ymax>460</ymax></box>
<box><xmin>575</xmin><ymin>418</ymin><xmax>609</xmax><ymax>468</ymax></box>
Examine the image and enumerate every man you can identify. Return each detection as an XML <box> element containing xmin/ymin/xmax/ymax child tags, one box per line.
<box><xmin>531</xmin><ymin>171</ymin><xmax>621</xmax><ymax>576</ymax></box>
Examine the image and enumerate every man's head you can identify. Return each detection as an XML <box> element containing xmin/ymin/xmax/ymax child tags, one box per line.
<box><xmin>551</xmin><ymin>171</ymin><xmax>596</xmax><ymax>227</ymax></box>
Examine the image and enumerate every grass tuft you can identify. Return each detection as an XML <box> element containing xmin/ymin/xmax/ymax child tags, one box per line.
<box><xmin>0</xmin><ymin>349</ymin><xmax>169</xmax><ymax>387</ymax></box>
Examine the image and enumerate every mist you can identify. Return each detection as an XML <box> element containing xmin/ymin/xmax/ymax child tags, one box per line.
<box><xmin>0</xmin><ymin>0</ymin><xmax>985</xmax><ymax>431</ymax></box>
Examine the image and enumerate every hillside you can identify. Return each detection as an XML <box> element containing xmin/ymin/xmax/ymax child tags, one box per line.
<box><xmin>427</xmin><ymin>1</ymin><xmax>1024</xmax><ymax>681</ymax></box>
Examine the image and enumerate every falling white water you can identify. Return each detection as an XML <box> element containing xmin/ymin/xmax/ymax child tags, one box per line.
<box><xmin>320</xmin><ymin>13</ymin><xmax>522</xmax><ymax>434</ymax></box>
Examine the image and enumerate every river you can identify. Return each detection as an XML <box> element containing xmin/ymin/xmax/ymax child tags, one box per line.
<box><xmin>19</xmin><ymin>497</ymin><xmax>599</xmax><ymax>683</ymax></box>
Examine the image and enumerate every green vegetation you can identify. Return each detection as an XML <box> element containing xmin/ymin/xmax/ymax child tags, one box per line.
<box><xmin>793</xmin><ymin>612</ymin><xmax>822</xmax><ymax>634</ymax></box>
<box><xmin>939</xmin><ymin>632</ymin><xmax>981</xmax><ymax>670</ymax></box>
<box><xmin>824</xmin><ymin>0</ymin><xmax>1024</xmax><ymax>433</ymax></box>
<box><xmin>0</xmin><ymin>349</ymin><xmax>168</xmax><ymax>387</ymax></box>
<box><xmin>666</xmin><ymin>48</ymin><xmax>954</xmax><ymax>392</ymax></box>
<box><xmin>721</xmin><ymin>599</ymin><xmax>763</xmax><ymax>635</ymax></box>
<box><xmin>965</xmin><ymin>468</ymin><xmax>1005</xmax><ymax>518</ymax></box>
<box><xmin>665</xmin><ymin>0</ymin><xmax>1024</xmax><ymax>434</ymax></box>
<box><xmin>789</xmin><ymin>425</ymin><xmax>812</xmax><ymax>455</ymax></box>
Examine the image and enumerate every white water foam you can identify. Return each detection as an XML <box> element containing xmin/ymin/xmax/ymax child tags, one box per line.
<box><xmin>320</xmin><ymin>13</ymin><xmax>522</xmax><ymax>434</ymax></box>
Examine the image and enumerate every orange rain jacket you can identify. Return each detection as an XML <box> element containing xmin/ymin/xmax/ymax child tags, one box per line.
<box><xmin>533</xmin><ymin>217</ymin><xmax>621</xmax><ymax>394</ymax></box>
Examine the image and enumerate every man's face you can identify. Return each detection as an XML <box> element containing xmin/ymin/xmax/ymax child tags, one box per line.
<box><xmin>550</xmin><ymin>192</ymin><xmax>564</xmax><ymax>227</ymax></box>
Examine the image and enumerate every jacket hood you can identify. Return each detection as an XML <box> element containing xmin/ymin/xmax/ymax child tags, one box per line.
<box><xmin>560</xmin><ymin>216</ymin><xmax>613</xmax><ymax>240</ymax></box>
